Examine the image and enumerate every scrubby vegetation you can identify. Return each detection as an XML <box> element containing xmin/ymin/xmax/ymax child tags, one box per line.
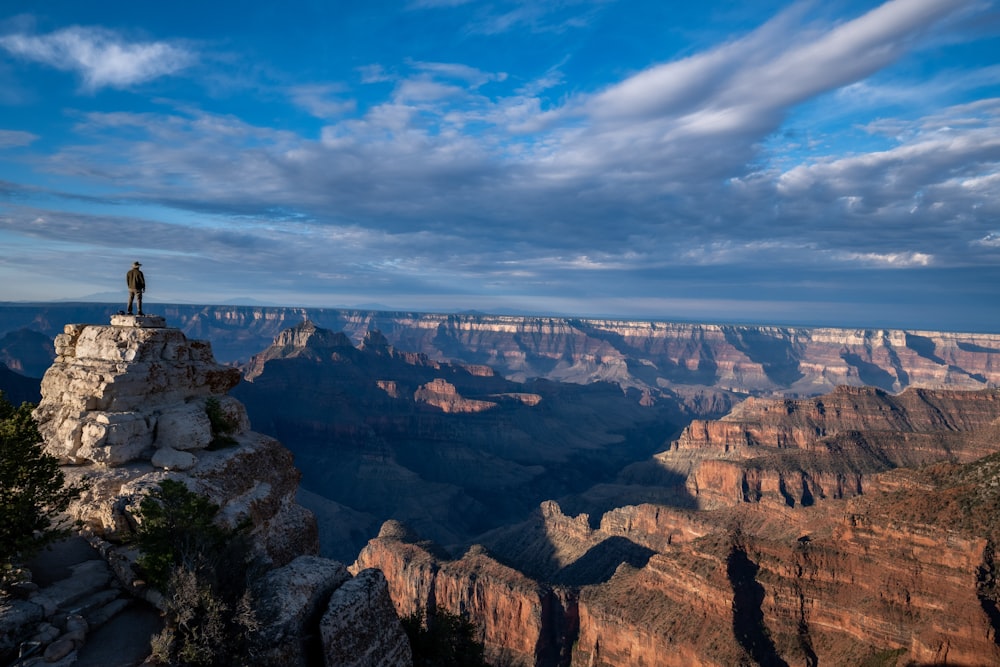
<box><xmin>204</xmin><ymin>397</ymin><xmax>238</xmax><ymax>449</ymax></box>
<box><xmin>402</xmin><ymin>608</ymin><xmax>489</xmax><ymax>667</ymax></box>
<box><xmin>0</xmin><ymin>391</ymin><xmax>86</xmax><ymax>589</ymax></box>
<box><xmin>134</xmin><ymin>479</ymin><xmax>259</xmax><ymax>666</ymax></box>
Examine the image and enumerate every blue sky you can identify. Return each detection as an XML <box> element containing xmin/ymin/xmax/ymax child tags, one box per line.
<box><xmin>0</xmin><ymin>0</ymin><xmax>998</xmax><ymax>332</ymax></box>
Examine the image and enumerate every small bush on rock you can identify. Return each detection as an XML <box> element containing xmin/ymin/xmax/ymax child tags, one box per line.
<box><xmin>204</xmin><ymin>397</ymin><xmax>237</xmax><ymax>450</ymax></box>
<box><xmin>135</xmin><ymin>480</ymin><xmax>259</xmax><ymax>666</ymax></box>
<box><xmin>402</xmin><ymin>608</ymin><xmax>489</xmax><ymax>667</ymax></box>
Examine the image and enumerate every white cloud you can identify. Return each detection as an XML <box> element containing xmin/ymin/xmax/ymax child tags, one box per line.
<box><xmin>975</xmin><ymin>232</ymin><xmax>1000</xmax><ymax>248</ymax></box>
<box><xmin>0</xmin><ymin>26</ymin><xmax>194</xmax><ymax>91</ymax></box>
<box><xmin>836</xmin><ymin>251</ymin><xmax>934</xmax><ymax>267</ymax></box>
<box><xmin>289</xmin><ymin>84</ymin><xmax>356</xmax><ymax>119</ymax></box>
<box><xmin>358</xmin><ymin>64</ymin><xmax>393</xmax><ymax>84</ymax></box>
<box><xmin>0</xmin><ymin>129</ymin><xmax>38</xmax><ymax>148</ymax></box>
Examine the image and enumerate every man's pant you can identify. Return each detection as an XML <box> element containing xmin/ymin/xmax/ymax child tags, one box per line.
<box><xmin>128</xmin><ymin>290</ymin><xmax>143</xmax><ymax>315</ymax></box>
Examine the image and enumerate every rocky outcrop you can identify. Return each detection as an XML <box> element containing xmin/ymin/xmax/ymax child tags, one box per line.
<box><xmin>12</xmin><ymin>315</ymin><xmax>414</xmax><ymax>666</ymax></box>
<box><xmin>242</xmin><ymin>319</ymin><xmax>354</xmax><ymax>381</ymax></box>
<box><xmin>414</xmin><ymin>378</ymin><xmax>498</xmax><ymax>413</ymax></box>
<box><xmin>30</xmin><ymin>317</ymin><xmax>315</xmax><ymax>565</ymax></box>
<box><xmin>353</xmin><ymin>525</ymin><xmax>572</xmax><ymax>667</ymax></box>
<box><xmin>251</xmin><ymin>556</ymin><xmax>351</xmax><ymax>667</ymax></box>
<box><xmin>320</xmin><ymin>568</ymin><xmax>413</xmax><ymax>667</ymax></box>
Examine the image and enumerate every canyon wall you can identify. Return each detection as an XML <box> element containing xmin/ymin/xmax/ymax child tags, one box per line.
<box><xmin>3</xmin><ymin>304</ymin><xmax>999</xmax><ymax>398</ymax></box>
<box><xmin>359</xmin><ymin>385</ymin><xmax>1000</xmax><ymax>666</ymax></box>
<box><xmin>231</xmin><ymin>320</ymin><xmax>684</xmax><ymax>561</ymax></box>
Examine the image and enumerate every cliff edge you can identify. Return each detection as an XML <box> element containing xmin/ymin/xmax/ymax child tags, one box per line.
<box><xmin>11</xmin><ymin>315</ymin><xmax>412</xmax><ymax>666</ymax></box>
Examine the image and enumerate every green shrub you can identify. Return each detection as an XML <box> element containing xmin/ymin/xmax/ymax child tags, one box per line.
<box><xmin>134</xmin><ymin>479</ymin><xmax>259</xmax><ymax>666</ymax></box>
<box><xmin>204</xmin><ymin>397</ymin><xmax>237</xmax><ymax>450</ymax></box>
<box><xmin>133</xmin><ymin>479</ymin><xmax>233</xmax><ymax>589</ymax></box>
<box><xmin>402</xmin><ymin>608</ymin><xmax>489</xmax><ymax>667</ymax></box>
<box><xmin>0</xmin><ymin>392</ymin><xmax>87</xmax><ymax>589</ymax></box>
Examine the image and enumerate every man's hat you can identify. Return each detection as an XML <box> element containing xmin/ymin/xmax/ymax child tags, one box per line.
<box><xmin>133</xmin><ymin>261</ymin><xmax>141</xmax><ymax>267</ymax></box>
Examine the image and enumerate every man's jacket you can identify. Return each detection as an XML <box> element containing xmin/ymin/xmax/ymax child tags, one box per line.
<box><xmin>127</xmin><ymin>268</ymin><xmax>145</xmax><ymax>292</ymax></box>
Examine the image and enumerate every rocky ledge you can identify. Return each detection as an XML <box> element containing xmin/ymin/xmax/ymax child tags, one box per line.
<box><xmin>3</xmin><ymin>316</ymin><xmax>413</xmax><ymax>666</ymax></box>
<box><xmin>30</xmin><ymin>318</ymin><xmax>314</xmax><ymax>563</ymax></box>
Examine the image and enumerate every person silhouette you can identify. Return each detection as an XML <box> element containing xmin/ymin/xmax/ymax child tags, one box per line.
<box><xmin>126</xmin><ymin>261</ymin><xmax>145</xmax><ymax>316</ymax></box>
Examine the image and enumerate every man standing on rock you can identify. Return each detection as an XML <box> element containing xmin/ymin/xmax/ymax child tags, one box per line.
<box><xmin>126</xmin><ymin>261</ymin><xmax>145</xmax><ymax>316</ymax></box>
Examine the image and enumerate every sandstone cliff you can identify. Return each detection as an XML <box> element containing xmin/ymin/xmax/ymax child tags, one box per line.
<box><xmin>353</xmin><ymin>522</ymin><xmax>575</xmax><ymax>667</ymax></box>
<box><xmin>664</xmin><ymin>385</ymin><xmax>1000</xmax><ymax>510</ymax></box>
<box><xmin>13</xmin><ymin>315</ymin><xmax>413</xmax><ymax>666</ymax></box>
<box><xmin>359</xmin><ymin>386</ymin><xmax>1000</xmax><ymax>666</ymax></box>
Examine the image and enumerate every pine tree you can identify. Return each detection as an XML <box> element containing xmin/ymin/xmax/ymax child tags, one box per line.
<box><xmin>0</xmin><ymin>391</ymin><xmax>86</xmax><ymax>587</ymax></box>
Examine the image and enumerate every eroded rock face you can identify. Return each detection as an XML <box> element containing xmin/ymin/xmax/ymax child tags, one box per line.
<box><xmin>320</xmin><ymin>568</ymin><xmax>413</xmax><ymax>667</ymax></box>
<box><xmin>664</xmin><ymin>385</ymin><xmax>1000</xmax><ymax>510</ymax></box>
<box><xmin>354</xmin><ymin>524</ymin><xmax>574</xmax><ymax>667</ymax></box>
<box><xmin>252</xmin><ymin>556</ymin><xmax>352</xmax><ymax>667</ymax></box>
<box><xmin>361</xmin><ymin>386</ymin><xmax>1000</xmax><ymax>666</ymax></box>
<box><xmin>414</xmin><ymin>378</ymin><xmax>498</xmax><ymax>413</ymax></box>
<box><xmin>31</xmin><ymin>319</ymin><xmax>317</xmax><ymax>566</ymax></box>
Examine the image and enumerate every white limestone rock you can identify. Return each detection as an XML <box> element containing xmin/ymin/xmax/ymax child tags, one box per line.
<box><xmin>33</xmin><ymin>322</ymin><xmax>241</xmax><ymax>466</ymax></box>
<box><xmin>320</xmin><ymin>568</ymin><xmax>413</xmax><ymax>667</ymax></box>
<box><xmin>150</xmin><ymin>447</ymin><xmax>197</xmax><ymax>471</ymax></box>
<box><xmin>154</xmin><ymin>403</ymin><xmax>213</xmax><ymax>451</ymax></box>
<box><xmin>109</xmin><ymin>314</ymin><xmax>167</xmax><ymax>328</ymax></box>
<box><xmin>78</xmin><ymin>412</ymin><xmax>154</xmax><ymax>465</ymax></box>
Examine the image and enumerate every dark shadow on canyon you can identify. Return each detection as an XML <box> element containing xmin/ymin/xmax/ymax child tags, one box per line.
<box><xmin>551</xmin><ymin>537</ymin><xmax>656</xmax><ymax>587</ymax></box>
<box><xmin>728</xmin><ymin>542</ymin><xmax>788</xmax><ymax>667</ymax></box>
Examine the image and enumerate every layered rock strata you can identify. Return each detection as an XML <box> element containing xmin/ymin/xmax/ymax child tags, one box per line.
<box><xmin>5</xmin><ymin>304</ymin><xmax>1000</xmax><ymax>397</ymax></box>
<box><xmin>353</xmin><ymin>522</ymin><xmax>572</xmax><ymax>667</ymax></box>
<box><xmin>665</xmin><ymin>385</ymin><xmax>1000</xmax><ymax>509</ymax></box>
<box><xmin>360</xmin><ymin>386</ymin><xmax>1000</xmax><ymax>666</ymax></box>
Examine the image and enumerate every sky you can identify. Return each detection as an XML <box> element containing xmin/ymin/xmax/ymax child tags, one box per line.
<box><xmin>0</xmin><ymin>0</ymin><xmax>998</xmax><ymax>332</ymax></box>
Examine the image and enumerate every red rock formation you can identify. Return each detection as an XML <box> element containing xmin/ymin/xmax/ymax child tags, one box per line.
<box><xmin>663</xmin><ymin>386</ymin><xmax>1000</xmax><ymax>509</ymax></box>
<box><xmin>414</xmin><ymin>378</ymin><xmax>498</xmax><ymax>413</ymax></box>
<box><xmin>353</xmin><ymin>525</ymin><xmax>567</xmax><ymax>667</ymax></box>
<box><xmin>362</xmin><ymin>387</ymin><xmax>1000</xmax><ymax>666</ymax></box>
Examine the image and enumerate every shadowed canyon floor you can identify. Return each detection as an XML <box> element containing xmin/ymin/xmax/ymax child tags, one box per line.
<box><xmin>231</xmin><ymin>322</ymin><xmax>687</xmax><ymax>561</ymax></box>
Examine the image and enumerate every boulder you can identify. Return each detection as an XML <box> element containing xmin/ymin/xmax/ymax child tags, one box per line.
<box><xmin>252</xmin><ymin>555</ymin><xmax>351</xmax><ymax>667</ymax></box>
<box><xmin>320</xmin><ymin>569</ymin><xmax>413</xmax><ymax>667</ymax></box>
<box><xmin>150</xmin><ymin>446</ymin><xmax>197</xmax><ymax>471</ymax></box>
